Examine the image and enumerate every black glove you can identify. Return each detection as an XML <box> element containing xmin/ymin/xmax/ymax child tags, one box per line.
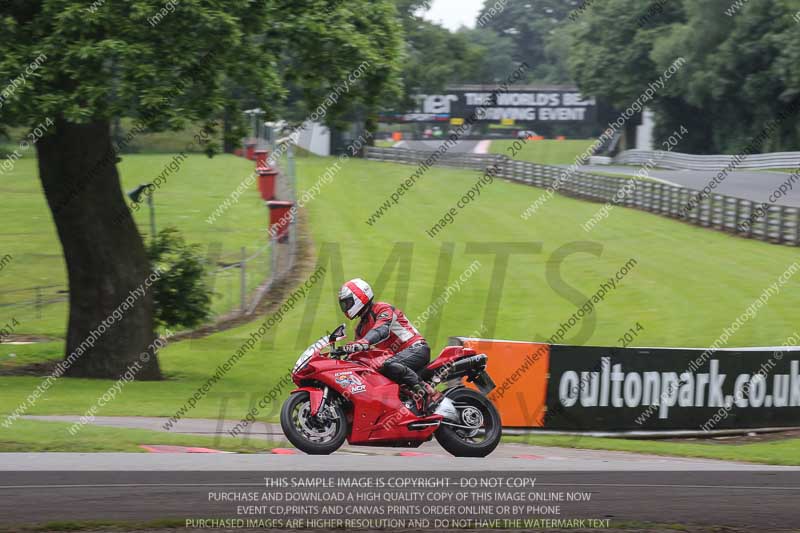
<box><xmin>343</xmin><ymin>341</ymin><xmax>370</xmax><ymax>353</ymax></box>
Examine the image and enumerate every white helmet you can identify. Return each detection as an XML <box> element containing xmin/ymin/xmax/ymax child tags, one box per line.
<box><xmin>338</xmin><ymin>278</ymin><xmax>374</xmax><ymax>320</ymax></box>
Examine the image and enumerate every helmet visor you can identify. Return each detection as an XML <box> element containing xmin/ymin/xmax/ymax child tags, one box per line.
<box><xmin>339</xmin><ymin>296</ymin><xmax>354</xmax><ymax>315</ymax></box>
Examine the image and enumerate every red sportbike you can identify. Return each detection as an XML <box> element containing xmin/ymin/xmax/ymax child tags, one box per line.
<box><xmin>280</xmin><ymin>324</ymin><xmax>502</xmax><ymax>457</ymax></box>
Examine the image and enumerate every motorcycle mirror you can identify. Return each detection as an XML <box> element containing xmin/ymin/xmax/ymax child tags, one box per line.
<box><xmin>329</xmin><ymin>323</ymin><xmax>347</xmax><ymax>343</ymax></box>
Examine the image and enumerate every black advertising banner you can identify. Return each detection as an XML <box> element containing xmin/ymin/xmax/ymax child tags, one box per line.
<box><xmin>543</xmin><ymin>345</ymin><xmax>800</xmax><ymax>431</ymax></box>
<box><xmin>381</xmin><ymin>88</ymin><xmax>597</xmax><ymax>124</ymax></box>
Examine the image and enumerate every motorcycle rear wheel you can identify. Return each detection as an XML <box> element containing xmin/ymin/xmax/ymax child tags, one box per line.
<box><xmin>280</xmin><ymin>391</ymin><xmax>348</xmax><ymax>455</ymax></box>
<box><xmin>434</xmin><ymin>388</ymin><xmax>501</xmax><ymax>457</ymax></box>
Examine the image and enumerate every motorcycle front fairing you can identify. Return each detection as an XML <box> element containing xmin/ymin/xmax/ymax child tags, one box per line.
<box><xmin>293</xmin><ymin>348</ymin><xmax>442</xmax><ymax>444</ymax></box>
<box><xmin>292</xmin><ymin>335</ymin><xmax>331</xmax><ymax>376</ymax></box>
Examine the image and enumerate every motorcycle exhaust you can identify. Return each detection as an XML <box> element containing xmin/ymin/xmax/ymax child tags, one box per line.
<box><xmin>438</xmin><ymin>354</ymin><xmax>487</xmax><ymax>381</ymax></box>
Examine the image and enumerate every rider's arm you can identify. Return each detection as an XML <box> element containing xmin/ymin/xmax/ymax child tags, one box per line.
<box><xmin>358</xmin><ymin>304</ymin><xmax>395</xmax><ymax>346</ymax></box>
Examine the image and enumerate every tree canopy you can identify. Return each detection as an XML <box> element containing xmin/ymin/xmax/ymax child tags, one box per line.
<box><xmin>0</xmin><ymin>0</ymin><xmax>404</xmax><ymax>132</ymax></box>
<box><xmin>476</xmin><ymin>0</ymin><xmax>582</xmax><ymax>83</ymax></box>
<box><xmin>565</xmin><ymin>0</ymin><xmax>800</xmax><ymax>153</ymax></box>
<box><xmin>0</xmin><ymin>0</ymin><xmax>404</xmax><ymax>379</ymax></box>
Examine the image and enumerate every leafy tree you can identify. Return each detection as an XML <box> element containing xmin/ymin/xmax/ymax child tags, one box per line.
<box><xmin>402</xmin><ymin>20</ymin><xmax>478</xmax><ymax>93</ymax></box>
<box><xmin>565</xmin><ymin>0</ymin><xmax>697</xmax><ymax>148</ymax></box>
<box><xmin>455</xmin><ymin>27</ymin><xmax>517</xmax><ymax>84</ymax></box>
<box><xmin>0</xmin><ymin>0</ymin><xmax>402</xmax><ymax>379</ymax></box>
<box><xmin>391</xmin><ymin>9</ymin><xmax>497</xmax><ymax>118</ymax></box>
<box><xmin>476</xmin><ymin>0</ymin><xmax>583</xmax><ymax>83</ymax></box>
<box><xmin>394</xmin><ymin>0</ymin><xmax>432</xmax><ymax>17</ymax></box>
<box><xmin>670</xmin><ymin>0</ymin><xmax>800</xmax><ymax>152</ymax></box>
<box><xmin>147</xmin><ymin>228</ymin><xmax>213</xmax><ymax>330</ymax></box>
<box><xmin>566</xmin><ymin>0</ymin><xmax>800</xmax><ymax>153</ymax></box>
<box><xmin>270</xmin><ymin>0</ymin><xmax>404</xmax><ymax>142</ymax></box>
<box><xmin>567</xmin><ymin>0</ymin><xmax>680</xmax><ymax>108</ymax></box>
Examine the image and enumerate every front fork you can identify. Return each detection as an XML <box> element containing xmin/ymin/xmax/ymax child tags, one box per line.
<box><xmin>292</xmin><ymin>386</ymin><xmax>328</xmax><ymax>417</ymax></box>
<box><xmin>315</xmin><ymin>386</ymin><xmax>330</xmax><ymax>417</ymax></box>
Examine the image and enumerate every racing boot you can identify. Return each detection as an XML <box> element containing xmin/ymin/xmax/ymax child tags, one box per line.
<box><xmin>413</xmin><ymin>383</ymin><xmax>443</xmax><ymax>414</ymax></box>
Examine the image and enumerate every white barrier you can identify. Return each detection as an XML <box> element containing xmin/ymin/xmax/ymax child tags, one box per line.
<box><xmin>615</xmin><ymin>149</ymin><xmax>800</xmax><ymax>171</ymax></box>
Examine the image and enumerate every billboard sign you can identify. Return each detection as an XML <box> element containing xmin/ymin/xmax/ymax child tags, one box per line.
<box><xmin>382</xmin><ymin>88</ymin><xmax>597</xmax><ymax>124</ymax></box>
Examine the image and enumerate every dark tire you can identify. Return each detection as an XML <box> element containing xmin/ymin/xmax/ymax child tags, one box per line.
<box><xmin>280</xmin><ymin>391</ymin><xmax>348</xmax><ymax>455</ymax></box>
<box><xmin>434</xmin><ymin>388</ymin><xmax>502</xmax><ymax>457</ymax></box>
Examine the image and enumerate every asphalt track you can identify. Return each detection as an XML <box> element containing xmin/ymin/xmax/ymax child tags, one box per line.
<box><xmin>4</xmin><ymin>416</ymin><xmax>800</xmax><ymax>529</ymax></box>
<box><xmin>396</xmin><ymin>139</ymin><xmax>483</xmax><ymax>153</ymax></box>
<box><xmin>17</xmin><ymin>414</ymin><xmax>777</xmax><ymax>468</ymax></box>
<box><xmin>13</xmin><ymin>414</ymin><xmax>785</xmax><ymax>469</ymax></box>
<box><xmin>0</xmin><ymin>456</ymin><xmax>798</xmax><ymax>529</ymax></box>
<box><xmin>579</xmin><ymin>164</ymin><xmax>800</xmax><ymax>208</ymax></box>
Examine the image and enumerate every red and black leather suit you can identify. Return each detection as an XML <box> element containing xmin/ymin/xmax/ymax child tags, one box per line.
<box><xmin>354</xmin><ymin>301</ymin><xmax>429</xmax><ymax>388</ymax></box>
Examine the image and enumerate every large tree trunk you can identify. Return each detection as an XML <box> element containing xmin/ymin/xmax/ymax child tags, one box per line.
<box><xmin>36</xmin><ymin>119</ymin><xmax>162</xmax><ymax>380</ymax></box>
<box><xmin>223</xmin><ymin>105</ymin><xmax>235</xmax><ymax>154</ymax></box>
<box><xmin>364</xmin><ymin>113</ymin><xmax>378</xmax><ymax>148</ymax></box>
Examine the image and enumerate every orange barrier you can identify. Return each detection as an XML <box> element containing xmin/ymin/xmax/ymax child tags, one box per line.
<box><xmin>460</xmin><ymin>339</ymin><xmax>550</xmax><ymax>427</ymax></box>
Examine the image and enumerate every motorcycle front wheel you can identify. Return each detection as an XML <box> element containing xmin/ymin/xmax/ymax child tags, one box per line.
<box><xmin>435</xmin><ymin>387</ymin><xmax>502</xmax><ymax>457</ymax></box>
<box><xmin>280</xmin><ymin>391</ymin><xmax>348</xmax><ymax>455</ymax></box>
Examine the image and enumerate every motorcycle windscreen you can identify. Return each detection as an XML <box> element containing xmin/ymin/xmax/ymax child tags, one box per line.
<box><xmin>300</xmin><ymin>335</ymin><xmax>330</xmax><ymax>358</ymax></box>
<box><xmin>294</xmin><ymin>335</ymin><xmax>331</xmax><ymax>372</ymax></box>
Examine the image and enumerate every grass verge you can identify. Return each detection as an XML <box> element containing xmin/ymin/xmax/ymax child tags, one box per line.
<box><xmin>490</xmin><ymin>139</ymin><xmax>595</xmax><ymax>165</ymax></box>
<box><xmin>0</xmin><ymin>419</ymin><xmax>276</xmax><ymax>453</ymax></box>
<box><xmin>1</xmin><ymin>155</ymin><xmax>799</xmax><ymax>435</ymax></box>
<box><xmin>0</xmin><ymin>153</ymin><xmax>269</xmax><ymax>337</ymax></box>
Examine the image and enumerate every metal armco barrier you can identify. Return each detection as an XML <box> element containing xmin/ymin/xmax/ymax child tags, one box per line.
<box><xmin>615</xmin><ymin>149</ymin><xmax>800</xmax><ymax>171</ymax></box>
<box><xmin>450</xmin><ymin>337</ymin><xmax>800</xmax><ymax>431</ymax></box>
<box><xmin>365</xmin><ymin>146</ymin><xmax>800</xmax><ymax>247</ymax></box>
<box><xmin>365</xmin><ymin>146</ymin><xmax>507</xmax><ymax>171</ymax></box>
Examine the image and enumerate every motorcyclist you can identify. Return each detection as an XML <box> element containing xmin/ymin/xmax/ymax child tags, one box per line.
<box><xmin>338</xmin><ymin>278</ymin><xmax>440</xmax><ymax>411</ymax></box>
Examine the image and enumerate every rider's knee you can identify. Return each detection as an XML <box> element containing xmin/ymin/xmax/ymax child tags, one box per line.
<box><xmin>381</xmin><ymin>361</ymin><xmax>403</xmax><ymax>379</ymax></box>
